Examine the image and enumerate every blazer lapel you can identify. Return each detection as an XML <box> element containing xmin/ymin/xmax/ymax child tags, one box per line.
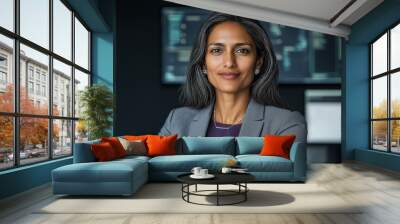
<box><xmin>188</xmin><ymin>103</ymin><xmax>213</xmax><ymax>137</ymax></box>
<box><xmin>239</xmin><ymin>98</ymin><xmax>265</xmax><ymax>136</ymax></box>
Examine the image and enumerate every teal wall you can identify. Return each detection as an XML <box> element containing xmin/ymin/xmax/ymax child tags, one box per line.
<box><xmin>0</xmin><ymin>158</ymin><xmax>72</xmax><ymax>199</ymax></box>
<box><xmin>0</xmin><ymin>0</ymin><xmax>115</xmax><ymax>200</ymax></box>
<box><xmin>345</xmin><ymin>0</ymin><xmax>400</xmax><ymax>171</ymax></box>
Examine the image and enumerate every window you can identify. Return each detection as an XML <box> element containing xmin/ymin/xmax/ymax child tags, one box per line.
<box><xmin>0</xmin><ymin>71</ymin><xmax>6</xmax><ymax>84</ymax></box>
<box><xmin>0</xmin><ymin>35</ymin><xmax>13</xmax><ymax>113</ymax></box>
<box><xmin>0</xmin><ymin>0</ymin><xmax>91</xmax><ymax>170</ymax></box>
<box><xmin>35</xmin><ymin>70</ymin><xmax>40</xmax><ymax>81</ymax></box>
<box><xmin>42</xmin><ymin>85</ymin><xmax>46</xmax><ymax>97</ymax></box>
<box><xmin>36</xmin><ymin>83</ymin><xmax>40</xmax><ymax>95</ymax></box>
<box><xmin>0</xmin><ymin>54</ymin><xmax>7</xmax><ymax>86</ymax></box>
<box><xmin>28</xmin><ymin>81</ymin><xmax>34</xmax><ymax>94</ymax></box>
<box><xmin>28</xmin><ymin>67</ymin><xmax>34</xmax><ymax>80</ymax></box>
<box><xmin>0</xmin><ymin>55</ymin><xmax>6</xmax><ymax>67</ymax></box>
<box><xmin>370</xmin><ymin>23</ymin><xmax>400</xmax><ymax>154</ymax></box>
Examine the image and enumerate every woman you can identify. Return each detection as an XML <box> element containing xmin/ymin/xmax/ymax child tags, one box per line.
<box><xmin>160</xmin><ymin>13</ymin><xmax>307</xmax><ymax>143</ymax></box>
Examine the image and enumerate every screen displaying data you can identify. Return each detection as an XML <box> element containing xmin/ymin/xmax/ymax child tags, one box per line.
<box><xmin>162</xmin><ymin>7</ymin><xmax>343</xmax><ymax>84</ymax></box>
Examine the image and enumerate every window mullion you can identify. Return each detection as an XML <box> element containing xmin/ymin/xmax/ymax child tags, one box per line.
<box><xmin>13</xmin><ymin>0</ymin><xmax>20</xmax><ymax>167</ymax></box>
<box><xmin>71</xmin><ymin>10</ymin><xmax>76</xmax><ymax>155</ymax></box>
<box><xmin>49</xmin><ymin>0</ymin><xmax>53</xmax><ymax>160</ymax></box>
<box><xmin>388</xmin><ymin>30</ymin><xmax>391</xmax><ymax>152</ymax></box>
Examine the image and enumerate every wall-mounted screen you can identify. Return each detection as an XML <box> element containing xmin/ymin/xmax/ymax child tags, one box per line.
<box><xmin>162</xmin><ymin>7</ymin><xmax>343</xmax><ymax>84</ymax></box>
<box><xmin>305</xmin><ymin>90</ymin><xmax>341</xmax><ymax>143</ymax></box>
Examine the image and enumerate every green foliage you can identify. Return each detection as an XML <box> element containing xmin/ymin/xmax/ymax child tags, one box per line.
<box><xmin>79</xmin><ymin>84</ymin><xmax>113</xmax><ymax>140</ymax></box>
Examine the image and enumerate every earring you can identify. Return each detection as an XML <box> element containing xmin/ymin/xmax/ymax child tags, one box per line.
<box><xmin>202</xmin><ymin>69</ymin><xmax>207</xmax><ymax>75</ymax></box>
<box><xmin>255</xmin><ymin>68</ymin><xmax>260</xmax><ymax>75</ymax></box>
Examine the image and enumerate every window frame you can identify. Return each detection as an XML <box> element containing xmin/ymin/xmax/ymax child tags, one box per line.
<box><xmin>0</xmin><ymin>0</ymin><xmax>92</xmax><ymax>171</ymax></box>
<box><xmin>369</xmin><ymin>19</ymin><xmax>400</xmax><ymax>154</ymax></box>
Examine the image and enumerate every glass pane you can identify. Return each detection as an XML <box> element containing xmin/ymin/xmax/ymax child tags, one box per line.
<box><xmin>74</xmin><ymin>69</ymin><xmax>89</xmax><ymax>118</ymax></box>
<box><xmin>20</xmin><ymin>44</ymin><xmax>49</xmax><ymax>115</ymax></box>
<box><xmin>53</xmin><ymin>59</ymin><xmax>72</xmax><ymax>117</ymax></box>
<box><xmin>53</xmin><ymin>119</ymin><xmax>72</xmax><ymax>158</ymax></box>
<box><xmin>74</xmin><ymin>17</ymin><xmax>89</xmax><ymax>70</ymax></box>
<box><xmin>53</xmin><ymin>0</ymin><xmax>72</xmax><ymax>60</ymax></box>
<box><xmin>20</xmin><ymin>117</ymin><xmax>49</xmax><ymax>165</ymax></box>
<box><xmin>0</xmin><ymin>34</ymin><xmax>14</xmax><ymax>112</ymax></box>
<box><xmin>372</xmin><ymin>77</ymin><xmax>387</xmax><ymax>119</ymax></box>
<box><xmin>0</xmin><ymin>0</ymin><xmax>14</xmax><ymax>31</ymax></box>
<box><xmin>20</xmin><ymin>0</ymin><xmax>49</xmax><ymax>49</ymax></box>
<box><xmin>391</xmin><ymin>24</ymin><xmax>400</xmax><ymax>70</ymax></box>
<box><xmin>372</xmin><ymin>121</ymin><xmax>387</xmax><ymax>151</ymax></box>
<box><xmin>75</xmin><ymin>120</ymin><xmax>88</xmax><ymax>143</ymax></box>
<box><xmin>0</xmin><ymin>116</ymin><xmax>13</xmax><ymax>170</ymax></box>
<box><xmin>391</xmin><ymin>72</ymin><xmax>400</xmax><ymax>118</ymax></box>
<box><xmin>372</xmin><ymin>33</ymin><xmax>387</xmax><ymax>76</ymax></box>
<box><xmin>391</xmin><ymin>120</ymin><xmax>400</xmax><ymax>153</ymax></box>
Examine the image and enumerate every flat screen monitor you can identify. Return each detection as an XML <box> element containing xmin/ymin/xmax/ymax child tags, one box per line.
<box><xmin>162</xmin><ymin>7</ymin><xmax>343</xmax><ymax>84</ymax></box>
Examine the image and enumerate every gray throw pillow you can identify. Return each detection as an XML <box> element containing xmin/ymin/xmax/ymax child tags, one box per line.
<box><xmin>118</xmin><ymin>137</ymin><xmax>147</xmax><ymax>156</ymax></box>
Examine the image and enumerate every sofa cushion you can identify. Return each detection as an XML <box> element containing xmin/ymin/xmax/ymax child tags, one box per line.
<box><xmin>118</xmin><ymin>137</ymin><xmax>147</xmax><ymax>156</ymax></box>
<box><xmin>180</xmin><ymin>137</ymin><xmax>235</xmax><ymax>155</ymax></box>
<box><xmin>148</xmin><ymin>154</ymin><xmax>235</xmax><ymax>172</ymax></box>
<box><xmin>147</xmin><ymin>135</ymin><xmax>177</xmax><ymax>157</ymax></box>
<box><xmin>260</xmin><ymin>135</ymin><xmax>296</xmax><ymax>159</ymax></box>
<box><xmin>90</xmin><ymin>142</ymin><xmax>118</xmax><ymax>161</ymax></box>
<box><xmin>101</xmin><ymin>137</ymin><xmax>127</xmax><ymax>158</ymax></box>
<box><xmin>236</xmin><ymin>155</ymin><xmax>293</xmax><ymax>172</ymax></box>
<box><xmin>235</xmin><ymin>137</ymin><xmax>263</xmax><ymax>155</ymax></box>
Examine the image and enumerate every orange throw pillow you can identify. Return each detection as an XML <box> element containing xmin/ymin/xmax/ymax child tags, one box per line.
<box><xmin>259</xmin><ymin>135</ymin><xmax>296</xmax><ymax>159</ymax></box>
<box><xmin>101</xmin><ymin>137</ymin><xmax>127</xmax><ymax>158</ymax></box>
<box><xmin>146</xmin><ymin>135</ymin><xmax>177</xmax><ymax>157</ymax></box>
<box><xmin>91</xmin><ymin>142</ymin><xmax>117</xmax><ymax>161</ymax></box>
<box><xmin>124</xmin><ymin>135</ymin><xmax>148</xmax><ymax>141</ymax></box>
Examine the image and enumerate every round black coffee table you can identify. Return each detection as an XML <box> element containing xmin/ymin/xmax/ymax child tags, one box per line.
<box><xmin>177</xmin><ymin>173</ymin><xmax>255</xmax><ymax>206</ymax></box>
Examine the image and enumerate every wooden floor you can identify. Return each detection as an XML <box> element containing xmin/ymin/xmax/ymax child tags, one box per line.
<box><xmin>1</xmin><ymin>162</ymin><xmax>400</xmax><ymax>224</ymax></box>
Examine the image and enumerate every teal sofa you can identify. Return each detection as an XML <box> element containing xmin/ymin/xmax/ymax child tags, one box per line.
<box><xmin>52</xmin><ymin>137</ymin><xmax>306</xmax><ymax>196</ymax></box>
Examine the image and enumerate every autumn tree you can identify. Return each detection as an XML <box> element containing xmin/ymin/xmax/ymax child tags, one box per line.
<box><xmin>372</xmin><ymin>99</ymin><xmax>400</xmax><ymax>144</ymax></box>
<box><xmin>0</xmin><ymin>84</ymin><xmax>59</xmax><ymax>152</ymax></box>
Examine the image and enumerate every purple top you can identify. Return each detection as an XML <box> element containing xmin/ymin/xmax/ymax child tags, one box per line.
<box><xmin>206</xmin><ymin>120</ymin><xmax>242</xmax><ymax>137</ymax></box>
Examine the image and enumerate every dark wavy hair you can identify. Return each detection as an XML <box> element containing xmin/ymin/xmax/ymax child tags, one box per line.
<box><xmin>179</xmin><ymin>13</ymin><xmax>287</xmax><ymax>109</ymax></box>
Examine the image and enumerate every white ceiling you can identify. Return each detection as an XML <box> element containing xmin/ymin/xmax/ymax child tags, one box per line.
<box><xmin>164</xmin><ymin>0</ymin><xmax>384</xmax><ymax>39</ymax></box>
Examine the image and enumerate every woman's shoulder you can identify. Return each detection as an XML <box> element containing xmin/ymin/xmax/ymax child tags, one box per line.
<box><xmin>171</xmin><ymin>106</ymin><xmax>201</xmax><ymax>114</ymax></box>
<box><xmin>264</xmin><ymin>105</ymin><xmax>306</xmax><ymax>123</ymax></box>
<box><xmin>166</xmin><ymin>106</ymin><xmax>203</xmax><ymax>120</ymax></box>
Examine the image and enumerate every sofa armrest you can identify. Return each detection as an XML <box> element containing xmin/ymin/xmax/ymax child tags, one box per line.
<box><xmin>289</xmin><ymin>142</ymin><xmax>307</xmax><ymax>181</ymax></box>
<box><xmin>73</xmin><ymin>140</ymin><xmax>100</xmax><ymax>163</ymax></box>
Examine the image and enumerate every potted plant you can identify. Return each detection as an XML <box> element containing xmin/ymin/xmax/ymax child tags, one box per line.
<box><xmin>79</xmin><ymin>84</ymin><xmax>113</xmax><ymax>140</ymax></box>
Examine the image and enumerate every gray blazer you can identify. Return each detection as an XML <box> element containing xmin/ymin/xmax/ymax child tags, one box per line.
<box><xmin>159</xmin><ymin>98</ymin><xmax>307</xmax><ymax>142</ymax></box>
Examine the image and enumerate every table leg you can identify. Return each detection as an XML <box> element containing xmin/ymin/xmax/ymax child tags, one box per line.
<box><xmin>195</xmin><ymin>184</ymin><xmax>197</xmax><ymax>192</ymax></box>
<box><xmin>217</xmin><ymin>184</ymin><xmax>219</xmax><ymax>206</ymax></box>
<box><xmin>245</xmin><ymin>183</ymin><xmax>247</xmax><ymax>201</ymax></box>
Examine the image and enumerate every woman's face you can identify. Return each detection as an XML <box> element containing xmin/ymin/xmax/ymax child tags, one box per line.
<box><xmin>205</xmin><ymin>21</ymin><xmax>261</xmax><ymax>95</ymax></box>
